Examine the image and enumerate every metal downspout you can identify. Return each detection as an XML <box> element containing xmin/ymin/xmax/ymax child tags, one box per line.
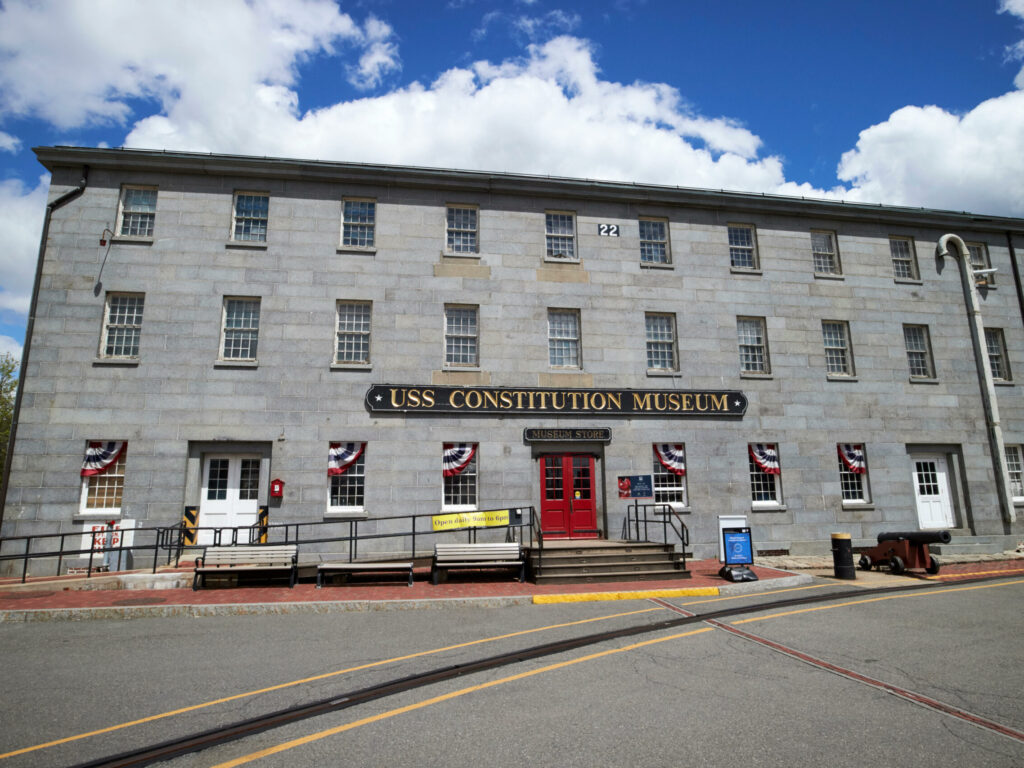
<box><xmin>0</xmin><ymin>167</ymin><xmax>90</xmax><ymax>528</ymax></box>
<box><xmin>936</xmin><ymin>233</ymin><xmax>1015</xmax><ymax>527</ymax></box>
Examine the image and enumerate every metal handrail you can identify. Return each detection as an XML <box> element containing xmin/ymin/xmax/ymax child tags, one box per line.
<box><xmin>621</xmin><ymin>501</ymin><xmax>689</xmax><ymax>570</ymax></box>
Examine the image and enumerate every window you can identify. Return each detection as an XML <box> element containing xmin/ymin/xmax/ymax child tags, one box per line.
<box><xmin>446</xmin><ymin>206</ymin><xmax>478</xmax><ymax>254</ymax></box>
<box><xmin>652</xmin><ymin>444</ymin><xmax>687</xmax><ymax>505</ymax></box>
<box><xmin>443</xmin><ymin>443</ymin><xmax>477</xmax><ymax>509</ymax></box>
<box><xmin>737</xmin><ymin>317</ymin><xmax>769</xmax><ymax>374</ymax></box>
<box><xmin>232</xmin><ymin>192</ymin><xmax>269</xmax><ymax>242</ymax></box>
<box><xmin>221</xmin><ymin>297</ymin><xmax>261</xmax><ymax>361</ymax></box>
<box><xmin>822</xmin><ymin>320</ymin><xmax>853</xmax><ymax>376</ymax></box>
<box><xmin>837</xmin><ymin>444</ymin><xmax>870</xmax><ymax>503</ymax></box>
<box><xmin>639</xmin><ymin>218</ymin><xmax>670</xmax><ymax>265</ymax></box>
<box><xmin>445</xmin><ymin>305</ymin><xmax>479</xmax><ymax>367</ymax></box>
<box><xmin>548</xmin><ymin>309</ymin><xmax>581</xmax><ymax>368</ymax></box>
<box><xmin>328</xmin><ymin>442</ymin><xmax>366</xmax><ymax>513</ymax></box>
<box><xmin>968</xmin><ymin>242</ymin><xmax>994</xmax><ymax>285</ymax></box>
<box><xmin>342</xmin><ymin>199</ymin><xmax>376</xmax><ymax>248</ymax></box>
<box><xmin>889</xmin><ymin>237</ymin><xmax>919</xmax><ymax>280</ymax></box>
<box><xmin>1005</xmin><ymin>445</ymin><xmax>1024</xmax><ymax>500</ymax></box>
<box><xmin>336</xmin><ymin>301</ymin><xmax>371</xmax><ymax>364</ymax></box>
<box><xmin>545</xmin><ymin>212</ymin><xmax>576</xmax><ymax>260</ymax></box>
<box><xmin>101</xmin><ymin>293</ymin><xmax>144</xmax><ymax>359</ymax></box>
<box><xmin>117</xmin><ymin>186</ymin><xmax>157</xmax><ymax>238</ymax></box>
<box><xmin>748</xmin><ymin>443</ymin><xmax>782</xmax><ymax>506</ymax></box>
<box><xmin>728</xmin><ymin>224</ymin><xmax>758</xmax><ymax>270</ymax></box>
<box><xmin>903</xmin><ymin>324</ymin><xmax>934</xmax><ymax>379</ymax></box>
<box><xmin>80</xmin><ymin>442</ymin><xmax>127</xmax><ymax>515</ymax></box>
<box><xmin>985</xmin><ymin>328</ymin><xmax>1011</xmax><ymax>381</ymax></box>
<box><xmin>811</xmin><ymin>230</ymin><xmax>841</xmax><ymax>275</ymax></box>
<box><xmin>645</xmin><ymin>313</ymin><xmax>678</xmax><ymax>371</ymax></box>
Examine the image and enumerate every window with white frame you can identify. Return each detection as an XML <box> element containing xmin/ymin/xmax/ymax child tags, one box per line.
<box><xmin>117</xmin><ymin>186</ymin><xmax>157</xmax><ymax>238</ymax></box>
<box><xmin>545</xmin><ymin>212</ymin><xmax>576</xmax><ymax>260</ymax></box>
<box><xmin>445</xmin><ymin>305</ymin><xmax>479</xmax><ymax>367</ymax></box>
<box><xmin>822</xmin><ymin>320</ymin><xmax>853</xmax><ymax>376</ymax></box>
<box><xmin>101</xmin><ymin>293</ymin><xmax>144</xmax><ymax>359</ymax></box>
<box><xmin>837</xmin><ymin>444</ymin><xmax>870</xmax><ymax>503</ymax></box>
<box><xmin>737</xmin><ymin>317</ymin><xmax>769</xmax><ymax>374</ymax></box>
<box><xmin>985</xmin><ymin>328</ymin><xmax>1011</xmax><ymax>381</ymax></box>
<box><xmin>443</xmin><ymin>443</ymin><xmax>477</xmax><ymax>509</ymax></box>
<box><xmin>328</xmin><ymin>442</ymin><xmax>366</xmax><ymax>513</ymax></box>
<box><xmin>639</xmin><ymin>218</ymin><xmax>670</xmax><ymax>265</ymax></box>
<box><xmin>889</xmin><ymin>237</ymin><xmax>919</xmax><ymax>280</ymax></box>
<box><xmin>221</xmin><ymin>297</ymin><xmax>261</xmax><ymax>361</ymax></box>
<box><xmin>446</xmin><ymin>206</ymin><xmax>478</xmax><ymax>254</ymax></box>
<box><xmin>342</xmin><ymin>199</ymin><xmax>376</xmax><ymax>248</ymax></box>
<box><xmin>548</xmin><ymin>309</ymin><xmax>581</xmax><ymax>368</ymax></box>
<box><xmin>232</xmin><ymin>192</ymin><xmax>269</xmax><ymax>242</ymax></box>
<box><xmin>728</xmin><ymin>224</ymin><xmax>758</xmax><ymax>270</ymax></box>
<box><xmin>1005</xmin><ymin>445</ymin><xmax>1024</xmax><ymax>500</ymax></box>
<box><xmin>748</xmin><ymin>443</ymin><xmax>782</xmax><ymax>506</ymax></box>
<box><xmin>80</xmin><ymin>442</ymin><xmax>127</xmax><ymax>515</ymax></box>
<box><xmin>903</xmin><ymin>324</ymin><xmax>934</xmax><ymax>379</ymax></box>
<box><xmin>968</xmin><ymin>242</ymin><xmax>993</xmax><ymax>285</ymax></box>
<box><xmin>645</xmin><ymin>313</ymin><xmax>678</xmax><ymax>371</ymax></box>
<box><xmin>336</xmin><ymin>301</ymin><xmax>371</xmax><ymax>364</ymax></box>
<box><xmin>811</xmin><ymin>230</ymin><xmax>841</xmax><ymax>275</ymax></box>
<box><xmin>652</xmin><ymin>444</ymin><xmax>687</xmax><ymax>505</ymax></box>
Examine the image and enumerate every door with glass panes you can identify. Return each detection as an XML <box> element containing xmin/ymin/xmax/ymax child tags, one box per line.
<box><xmin>198</xmin><ymin>455</ymin><xmax>261</xmax><ymax>545</ymax></box>
<box><xmin>539</xmin><ymin>454</ymin><xmax>598</xmax><ymax>539</ymax></box>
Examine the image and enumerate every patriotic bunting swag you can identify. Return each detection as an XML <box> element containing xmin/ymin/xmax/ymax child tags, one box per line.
<box><xmin>81</xmin><ymin>442</ymin><xmax>125</xmax><ymax>477</ymax></box>
<box><xmin>442</xmin><ymin>443</ymin><xmax>476</xmax><ymax>477</ymax></box>
<box><xmin>328</xmin><ymin>442</ymin><xmax>365</xmax><ymax>476</ymax></box>
<box><xmin>654</xmin><ymin>444</ymin><xmax>686</xmax><ymax>476</ymax></box>
<box><xmin>838</xmin><ymin>444</ymin><xmax>866</xmax><ymax>474</ymax></box>
<box><xmin>749</xmin><ymin>443</ymin><xmax>781</xmax><ymax>475</ymax></box>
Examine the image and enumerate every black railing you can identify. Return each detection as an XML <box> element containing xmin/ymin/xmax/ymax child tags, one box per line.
<box><xmin>529</xmin><ymin>506</ymin><xmax>545</xmax><ymax>574</ymax></box>
<box><xmin>621</xmin><ymin>501</ymin><xmax>689</xmax><ymax>569</ymax></box>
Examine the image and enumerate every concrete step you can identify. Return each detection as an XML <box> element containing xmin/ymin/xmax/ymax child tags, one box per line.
<box><xmin>931</xmin><ymin>534</ymin><xmax>1020</xmax><ymax>556</ymax></box>
<box><xmin>534</xmin><ymin>558</ymin><xmax>683</xmax><ymax>577</ymax></box>
<box><xmin>534</xmin><ymin>568</ymin><xmax>692</xmax><ymax>584</ymax></box>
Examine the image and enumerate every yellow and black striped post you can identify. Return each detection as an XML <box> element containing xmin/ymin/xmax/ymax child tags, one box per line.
<box><xmin>182</xmin><ymin>506</ymin><xmax>199</xmax><ymax>546</ymax></box>
<box><xmin>258</xmin><ymin>506</ymin><xmax>269</xmax><ymax>544</ymax></box>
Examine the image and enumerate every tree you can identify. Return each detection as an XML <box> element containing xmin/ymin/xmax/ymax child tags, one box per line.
<box><xmin>0</xmin><ymin>353</ymin><xmax>18</xmax><ymax>478</ymax></box>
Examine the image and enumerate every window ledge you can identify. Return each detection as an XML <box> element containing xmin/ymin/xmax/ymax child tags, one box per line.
<box><xmin>226</xmin><ymin>242</ymin><xmax>268</xmax><ymax>250</ymax></box>
<box><xmin>640</xmin><ymin>262</ymin><xmax>674</xmax><ymax>270</ymax></box>
<box><xmin>814</xmin><ymin>273</ymin><xmax>844</xmax><ymax>280</ymax></box>
<box><xmin>908</xmin><ymin>376</ymin><xmax>940</xmax><ymax>385</ymax></box>
<box><xmin>653</xmin><ymin>506</ymin><xmax>691</xmax><ymax>515</ymax></box>
<box><xmin>751</xmin><ymin>504</ymin><xmax>787</xmax><ymax>513</ymax></box>
<box><xmin>73</xmin><ymin>514</ymin><xmax>123</xmax><ymax>523</ymax></box>
<box><xmin>894</xmin><ymin>278</ymin><xmax>924</xmax><ymax>286</ymax></box>
<box><xmin>444</xmin><ymin>365</ymin><xmax>482</xmax><ymax>372</ymax></box>
<box><xmin>730</xmin><ymin>267</ymin><xmax>762</xmax><ymax>276</ymax></box>
<box><xmin>841</xmin><ymin>502</ymin><xmax>875</xmax><ymax>510</ymax></box>
<box><xmin>740</xmin><ymin>372</ymin><xmax>773</xmax><ymax>380</ymax></box>
<box><xmin>111</xmin><ymin>236</ymin><xmax>153</xmax><ymax>246</ymax></box>
<box><xmin>826</xmin><ymin>374</ymin><xmax>858</xmax><ymax>382</ymax></box>
<box><xmin>325</xmin><ymin>510</ymin><xmax>368</xmax><ymax>520</ymax></box>
<box><xmin>441</xmin><ymin>506</ymin><xmax>479</xmax><ymax>514</ymax></box>
<box><xmin>337</xmin><ymin>246</ymin><xmax>376</xmax><ymax>255</ymax></box>
<box><xmin>215</xmin><ymin>360</ymin><xmax>259</xmax><ymax>369</ymax></box>
<box><xmin>441</xmin><ymin>250</ymin><xmax>482</xmax><ymax>260</ymax></box>
<box><xmin>330</xmin><ymin>362</ymin><xmax>372</xmax><ymax>371</ymax></box>
<box><xmin>1013</xmin><ymin>499</ymin><xmax>1024</xmax><ymax>507</ymax></box>
<box><xmin>93</xmin><ymin>358</ymin><xmax>139</xmax><ymax>367</ymax></box>
<box><xmin>543</xmin><ymin>256</ymin><xmax>581</xmax><ymax>265</ymax></box>
<box><xmin>994</xmin><ymin>380</ymin><xmax>1015</xmax><ymax>387</ymax></box>
<box><xmin>646</xmin><ymin>369</ymin><xmax>682</xmax><ymax>378</ymax></box>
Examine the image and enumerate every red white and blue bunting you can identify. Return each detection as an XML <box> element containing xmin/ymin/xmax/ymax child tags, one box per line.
<box><xmin>81</xmin><ymin>441</ymin><xmax>126</xmax><ymax>477</ymax></box>
<box><xmin>328</xmin><ymin>442</ymin><xmax>365</xmax><ymax>476</ymax></box>
<box><xmin>838</xmin><ymin>444</ymin><xmax>867</xmax><ymax>474</ymax></box>
<box><xmin>653</xmin><ymin>444</ymin><xmax>686</xmax><ymax>476</ymax></box>
<box><xmin>442</xmin><ymin>443</ymin><xmax>476</xmax><ymax>477</ymax></box>
<box><xmin>749</xmin><ymin>443</ymin><xmax>781</xmax><ymax>475</ymax></box>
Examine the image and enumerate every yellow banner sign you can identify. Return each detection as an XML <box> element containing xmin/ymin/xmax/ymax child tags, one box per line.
<box><xmin>431</xmin><ymin>509</ymin><xmax>510</xmax><ymax>532</ymax></box>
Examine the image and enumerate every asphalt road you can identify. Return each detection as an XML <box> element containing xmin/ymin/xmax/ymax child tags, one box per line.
<box><xmin>1</xmin><ymin>578</ymin><xmax>1023</xmax><ymax>767</ymax></box>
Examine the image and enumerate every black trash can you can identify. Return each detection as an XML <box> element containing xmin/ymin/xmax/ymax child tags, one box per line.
<box><xmin>830</xmin><ymin>532</ymin><xmax>856</xmax><ymax>580</ymax></box>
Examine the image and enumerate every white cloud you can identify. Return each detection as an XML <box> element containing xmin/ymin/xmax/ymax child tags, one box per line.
<box><xmin>0</xmin><ymin>131</ymin><xmax>20</xmax><ymax>153</ymax></box>
<box><xmin>0</xmin><ymin>176</ymin><xmax>47</xmax><ymax>321</ymax></box>
<box><xmin>347</xmin><ymin>17</ymin><xmax>401</xmax><ymax>90</ymax></box>
<box><xmin>0</xmin><ymin>335</ymin><xmax>23</xmax><ymax>362</ymax></box>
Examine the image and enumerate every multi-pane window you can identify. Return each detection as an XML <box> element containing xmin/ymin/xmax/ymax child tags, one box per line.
<box><xmin>330</xmin><ymin>451</ymin><xmax>366</xmax><ymax>510</ymax></box>
<box><xmin>102</xmin><ymin>293</ymin><xmax>144</xmax><ymax>358</ymax></box>
<box><xmin>652</xmin><ymin>445</ymin><xmax>687</xmax><ymax>505</ymax></box>
<box><xmin>748</xmin><ymin>443</ymin><xmax>782</xmax><ymax>505</ymax></box>
<box><xmin>645</xmin><ymin>313</ymin><xmax>678</xmax><ymax>371</ymax></box>
<box><xmin>811</xmin><ymin>230</ymin><xmax>841</xmax><ymax>275</ymax></box>
<box><xmin>82</xmin><ymin>444</ymin><xmax>127</xmax><ymax>514</ymax></box>
<box><xmin>336</xmin><ymin>301</ymin><xmax>371</xmax><ymax>364</ymax></box>
<box><xmin>837</xmin><ymin>444</ymin><xmax>870</xmax><ymax>503</ymax></box>
<box><xmin>221</xmin><ymin>297</ymin><xmax>261</xmax><ymax>361</ymax></box>
<box><xmin>985</xmin><ymin>328</ymin><xmax>1011</xmax><ymax>381</ymax></box>
<box><xmin>445</xmin><ymin>305</ymin><xmax>479</xmax><ymax>367</ymax></box>
<box><xmin>342</xmin><ymin>199</ymin><xmax>376</xmax><ymax>248</ymax></box>
<box><xmin>239</xmin><ymin>459</ymin><xmax>260</xmax><ymax>501</ymax></box>
<box><xmin>232</xmin><ymin>192</ymin><xmax>269</xmax><ymax>242</ymax></box>
<box><xmin>967</xmin><ymin>242</ymin><xmax>993</xmax><ymax>286</ymax></box>
<box><xmin>903</xmin><ymin>324</ymin><xmax>934</xmax><ymax>379</ymax></box>
<box><xmin>822</xmin><ymin>320</ymin><xmax>853</xmax><ymax>376</ymax></box>
<box><xmin>545</xmin><ymin>212</ymin><xmax>576</xmax><ymax>260</ymax></box>
<box><xmin>446</xmin><ymin>206</ymin><xmax>478</xmax><ymax>254</ymax></box>
<box><xmin>639</xmin><ymin>218</ymin><xmax>670</xmax><ymax>265</ymax></box>
<box><xmin>548</xmin><ymin>309</ymin><xmax>581</xmax><ymax>368</ymax></box>
<box><xmin>1005</xmin><ymin>445</ymin><xmax>1024</xmax><ymax>500</ymax></box>
<box><xmin>117</xmin><ymin>186</ymin><xmax>157</xmax><ymax>238</ymax></box>
<box><xmin>889</xmin><ymin>237</ymin><xmax>919</xmax><ymax>280</ymax></box>
<box><xmin>728</xmin><ymin>224</ymin><xmax>758</xmax><ymax>270</ymax></box>
<box><xmin>737</xmin><ymin>317</ymin><xmax>769</xmax><ymax>374</ymax></box>
<box><xmin>443</xmin><ymin>444</ymin><xmax>478</xmax><ymax>509</ymax></box>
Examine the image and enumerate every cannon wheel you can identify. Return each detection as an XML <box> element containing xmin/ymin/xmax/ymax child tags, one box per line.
<box><xmin>926</xmin><ymin>555</ymin><xmax>940</xmax><ymax>575</ymax></box>
<box><xmin>858</xmin><ymin>554</ymin><xmax>872</xmax><ymax>571</ymax></box>
<box><xmin>889</xmin><ymin>555</ymin><xmax>906</xmax><ymax>575</ymax></box>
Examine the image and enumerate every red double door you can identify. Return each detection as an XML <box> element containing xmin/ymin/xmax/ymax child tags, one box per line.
<box><xmin>539</xmin><ymin>453</ymin><xmax>598</xmax><ymax>539</ymax></box>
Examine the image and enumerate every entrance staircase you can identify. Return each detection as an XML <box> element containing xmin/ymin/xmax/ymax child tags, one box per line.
<box><xmin>526</xmin><ymin>539</ymin><xmax>690</xmax><ymax>584</ymax></box>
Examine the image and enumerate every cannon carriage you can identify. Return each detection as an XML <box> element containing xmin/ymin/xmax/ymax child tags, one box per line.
<box><xmin>858</xmin><ymin>530</ymin><xmax>951</xmax><ymax>575</ymax></box>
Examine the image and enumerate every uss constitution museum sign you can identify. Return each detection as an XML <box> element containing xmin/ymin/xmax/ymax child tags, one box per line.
<box><xmin>365</xmin><ymin>385</ymin><xmax>747</xmax><ymax>417</ymax></box>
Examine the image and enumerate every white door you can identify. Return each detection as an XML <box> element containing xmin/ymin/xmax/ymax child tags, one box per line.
<box><xmin>912</xmin><ymin>454</ymin><xmax>955</xmax><ymax>529</ymax></box>
<box><xmin>198</xmin><ymin>455</ymin><xmax>261</xmax><ymax>546</ymax></box>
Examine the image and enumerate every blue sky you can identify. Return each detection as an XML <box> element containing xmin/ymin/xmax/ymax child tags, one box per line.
<box><xmin>1</xmin><ymin>0</ymin><xmax>1023</xmax><ymax>361</ymax></box>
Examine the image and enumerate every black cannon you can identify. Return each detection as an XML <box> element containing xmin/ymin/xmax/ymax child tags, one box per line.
<box><xmin>858</xmin><ymin>530</ymin><xmax>951</xmax><ymax>575</ymax></box>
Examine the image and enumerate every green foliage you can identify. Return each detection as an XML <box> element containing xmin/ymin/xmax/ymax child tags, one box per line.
<box><xmin>0</xmin><ymin>353</ymin><xmax>18</xmax><ymax>476</ymax></box>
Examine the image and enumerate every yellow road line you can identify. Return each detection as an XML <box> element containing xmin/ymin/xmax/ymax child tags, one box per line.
<box><xmin>0</xmin><ymin>606</ymin><xmax>662</xmax><ymax>760</ymax></box>
<box><xmin>923</xmin><ymin>566</ymin><xmax>1024</xmax><ymax>581</ymax></box>
<box><xmin>534</xmin><ymin>587</ymin><xmax>718</xmax><ymax>604</ymax></box>
<box><xmin>211</xmin><ymin>627</ymin><xmax>718</xmax><ymax>767</ymax></box>
<box><xmin>677</xmin><ymin>583</ymin><xmax>832</xmax><ymax>606</ymax></box>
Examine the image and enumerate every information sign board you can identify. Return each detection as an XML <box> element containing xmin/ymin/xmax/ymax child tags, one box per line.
<box><xmin>722</xmin><ymin>527</ymin><xmax>754</xmax><ymax>566</ymax></box>
<box><xmin>617</xmin><ymin>474</ymin><xmax>653</xmax><ymax>499</ymax></box>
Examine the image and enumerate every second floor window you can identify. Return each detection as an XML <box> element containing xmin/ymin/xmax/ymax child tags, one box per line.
<box><xmin>903</xmin><ymin>324</ymin><xmax>934</xmax><ymax>379</ymax></box>
<box><xmin>445</xmin><ymin>305</ymin><xmax>479</xmax><ymax>366</ymax></box>
<box><xmin>342</xmin><ymin>199</ymin><xmax>376</xmax><ymax>248</ymax></box>
<box><xmin>117</xmin><ymin>186</ymin><xmax>157</xmax><ymax>238</ymax></box>
<box><xmin>985</xmin><ymin>328</ymin><xmax>1011</xmax><ymax>381</ymax></box>
<box><xmin>232</xmin><ymin>193</ymin><xmax>269</xmax><ymax>242</ymax></box>
<box><xmin>548</xmin><ymin>309</ymin><xmax>581</xmax><ymax>368</ymax></box>
<box><xmin>336</xmin><ymin>301</ymin><xmax>371</xmax><ymax>364</ymax></box>
<box><xmin>221</xmin><ymin>297</ymin><xmax>261</xmax><ymax>361</ymax></box>
<box><xmin>822</xmin><ymin>320</ymin><xmax>853</xmax><ymax>376</ymax></box>
<box><xmin>890</xmin><ymin>237</ymin><xmax>919</xmax><ymax>280</ymax></box>
<box><xmin>645</xmin><ymin>313</ymin><xmax>678</xmax><ymax>371</ymax></box>
<box><xmin>102</xmin><ymin>293</ymin><xmax>144</xmax><ymax>359</ymax></box>
<box><xmin>737</xmin><ymin>317</ymin><xmax>769</xmax><ymax>374</ymax></box>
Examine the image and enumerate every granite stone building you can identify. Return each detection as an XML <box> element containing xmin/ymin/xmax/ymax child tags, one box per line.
<box><xmin>2</xmin><ymin>145</ymin><xmax>1023</xmax><ymax>567</ymax></box>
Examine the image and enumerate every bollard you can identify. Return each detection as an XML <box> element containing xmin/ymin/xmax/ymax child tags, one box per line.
<box><xmin>830</xmin><ymin>532</ymin><xmax>856</xmax><ymax>580</ymax></box>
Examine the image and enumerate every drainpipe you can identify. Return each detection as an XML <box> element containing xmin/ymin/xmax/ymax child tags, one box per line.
<box><xmin>0</xmin><ymin>167</ymin><xmax>90</xmax><ymax>529</ymax></box>
<box><xmin>936</xmin><ymin>233</ymin><xmax>1015</xmax><ymax>527</ymax></box>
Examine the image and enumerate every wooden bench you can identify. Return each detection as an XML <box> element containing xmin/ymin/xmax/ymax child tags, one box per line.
<box><xmin>432</xmin><ymin>542</ymin><xmax>525</xmax><ymax>585</ymax></box>
<box><xmin>192</xmin><ymin>545</ymin><xmax>298</xmax><ymax>590</ymax></box>
<box><xmin>316</xmin><ymin>561</ymin><xmax>414</xmax><ymax>588</ymax></box>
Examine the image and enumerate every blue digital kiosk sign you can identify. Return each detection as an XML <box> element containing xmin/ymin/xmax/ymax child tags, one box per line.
<box><xmin>719</xmin><ymin>527</ymin><xmax>758</xmax><ymax>582</ymax></box>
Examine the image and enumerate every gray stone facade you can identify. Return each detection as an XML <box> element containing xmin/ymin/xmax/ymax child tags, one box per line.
<box><xmin>3</xmin><ymin>146</ymin><xmax>1024</xmax><ymax>567</ymax></box>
